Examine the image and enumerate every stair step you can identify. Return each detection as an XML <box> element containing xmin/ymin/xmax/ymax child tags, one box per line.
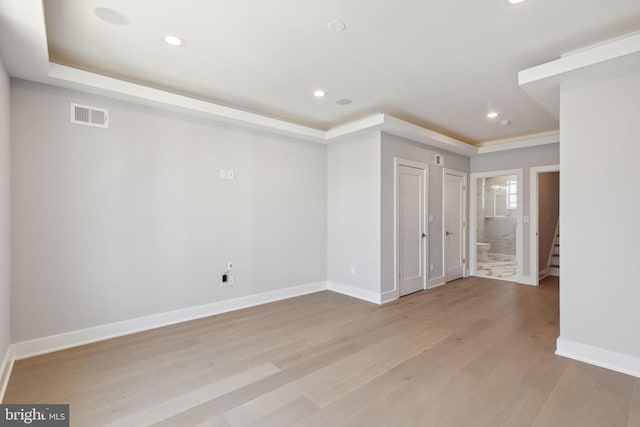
<box><xmin>551</xmin><ymin>264</ymin><xmax>560</xmax><ymax>268</ymax></box>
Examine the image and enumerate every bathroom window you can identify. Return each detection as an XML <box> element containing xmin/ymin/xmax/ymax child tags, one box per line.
<box><xmin>494</xmin><ymin>192</ymin><xmax>507</xmax><ymax>217</ymax></box>
<box><xmin>507</xmin><ymin>179</ymin><xmax>517</xmax><ymax>210</ymax></box>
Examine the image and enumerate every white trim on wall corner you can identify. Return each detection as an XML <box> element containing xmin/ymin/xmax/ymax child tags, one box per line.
<box><xmin>0</xmin><ymin>345</ymin><xmax>14</xmax><ymax>402</ymax></box>
<box><xmin>11</xmin><ymin>282</ymin><xmax>327</xmax><ymax>361</ymax></box>
<box><xmin>556</xmin><ymin>338</ymin><xmax>640</xmax><ymax>378</ymax></box>
<box><xmin>327</xmin><ymin>282</ymin><xmax>382</xmax><ymax>305</ymax></box>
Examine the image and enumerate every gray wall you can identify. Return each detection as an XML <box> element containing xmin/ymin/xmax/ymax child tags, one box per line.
<box><xmin>10</xmin><ymin>80</ymin><xmax>327</xmax><ymax>342</ymax></box>
<box><xmin>327</xmin><ymin>132</ymin><xmax>381</xmax><ymax>292</ymax></box>
<box><xmin>471</xmin><ymin>143</ymin><xmax>559</xmax><ymax>278</ymax></box>
<box><xmin>560</xmin><ymin>72</ymin><xmax>640</xmax><ymax>358</ymax></box>
<box><xmin>538</xmin><ymin>172</ymin><xmax>559</xmax><ymax>270</ymax></box>
<box><xmin>381</xmin><ymin>133</ymin><xmax>470</xmax><ymax>292</ymax></box>
<box><xmin>0</xmin><ymin>55</ymin><xmax>10</xmax><ymax>361</ymax></box>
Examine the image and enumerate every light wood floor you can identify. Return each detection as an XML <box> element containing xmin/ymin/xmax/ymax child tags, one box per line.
<box><xmin>4</xmin><ymin>276</ymin><xmax>640</xmax><ymax>426</ymax></box>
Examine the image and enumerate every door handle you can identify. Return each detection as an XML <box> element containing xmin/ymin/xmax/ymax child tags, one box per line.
<box><xmin>446</xmin><ymin>231</ymin><xmax>454</xmax><ymax>236</ymax></box>
<box><xmin>422</xmin><ymin>233</ymin><xmax>427</xmax><ymax>238</ymax></box>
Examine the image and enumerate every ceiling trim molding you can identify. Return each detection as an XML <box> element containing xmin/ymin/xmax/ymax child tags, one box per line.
<box><xmin>325</xmin><ymin>114</ymin><xmax>385</xmax><ymax>141</ymax></box>
<box><xmin>380</xmin><ymin>115</ymin><xmax>478</xmax><ymax>157</ymax></box>
<box><xmin>0</xmin><ymin>0</ymin><xmax>49</xmax><ymax>81</ymax></box>
<box><xmin>519</xmin><ymin>31</ymin><xmax>640</xmax><ymax>120</ymax></box>
<box><xmin>48</xmin><ymin>63</ymin><xmax>328</xmax><ymax>143</ymax></box>
<box><xmin>476</xmin><ymin>130</ymin><xmax>559</xmax><ymax>154</ymax></box>
<box><xmin>1</xmin><ymin>0</ymin><xmax>565</xmax><ymax>157</ymax></box>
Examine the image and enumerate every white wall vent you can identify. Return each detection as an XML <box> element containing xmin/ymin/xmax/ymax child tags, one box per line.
<box><xmin>70</xmin><ymin>103</ymin><xmax>109</xmax><ymax>128</ymax></box>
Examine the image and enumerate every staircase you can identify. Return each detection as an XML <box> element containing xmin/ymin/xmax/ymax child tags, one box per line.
<box><xmin>548</xmin><ymin>222</ymin><xmax>560</xmax><ymax>276</ymax></box>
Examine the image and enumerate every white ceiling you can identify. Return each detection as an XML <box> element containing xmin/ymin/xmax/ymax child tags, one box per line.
<box><xmin>42</xmin><ymin>0</ymin><xmax>640</xmax><ymax>143</ymax></box>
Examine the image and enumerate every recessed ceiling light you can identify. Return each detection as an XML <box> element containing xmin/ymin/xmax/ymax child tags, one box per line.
<box><xmin>313</xmin><ymin>89</ymin><xmax>326</xmax><ymax>98</ymax></box>
<box><xmin>164</xmin><ymin>35</ymin><xmax>185</xmax><ymax>47</ymax></box>
<box><xmin>336</xmin><ymin>98</ymin><xmax>352</xmax><ymax>105</ymax></box>
<box><xmin>500</xmin><ymin>119</ymin><xmax>512</xmax><ymax>126</ymax></box>
<box><xmin>94</xmin><ymin>7</ymin><xmax>129</xmax><ymax>26</ymax></box>
<box><xmin>487</xmin><ymin>112</ymin><xmax>499</xmax><ymax>119</ymax></box>
<box><xmin>328</xmin><ymin>20</ymin><xmax>346</xmax><ymax>32</ymax></box>
<box><xmin>505</xmin><ymin>0</ymin><xmax>528</xmax><ymax>5</ymax></box>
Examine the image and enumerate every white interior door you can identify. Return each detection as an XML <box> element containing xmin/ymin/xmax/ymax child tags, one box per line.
<box><xmin>445</xmin><ymin>171</ymin><xmax>465</xmax><ymax>281</ymax></box>
<box><xmin>397</xmin><ymin>163</ymin><xmax>427</xmax><ymax>296</ymax></box>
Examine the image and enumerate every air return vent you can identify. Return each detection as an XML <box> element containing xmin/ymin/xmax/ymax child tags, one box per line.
<box><xmin>70</xmin><ymin>103</ymin><xmax>109</xmax><ymax>128</ymax></box>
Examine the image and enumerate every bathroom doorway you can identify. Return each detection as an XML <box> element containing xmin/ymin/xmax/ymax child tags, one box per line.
<box><xmin>470</xmin><ymin>169</ymin><xmax>523</xmax><ymax>282</ymax></box>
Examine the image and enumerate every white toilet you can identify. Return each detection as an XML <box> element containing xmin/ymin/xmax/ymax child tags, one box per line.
<box><xmin>476</xmin><ymin>243</ymin><xmax>491</xmax><ymax>261</ymax></box>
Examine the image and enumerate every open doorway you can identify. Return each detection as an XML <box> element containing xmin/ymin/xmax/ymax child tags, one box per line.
<box><xmin>530</xmin><ymin>165</ymin><xmax>560</xmax><ymax>285</ymax></box>
<box><xmin>470</xmin><ymin>169</ymin><xmax>523</xmax><ymax>282</ymax></box>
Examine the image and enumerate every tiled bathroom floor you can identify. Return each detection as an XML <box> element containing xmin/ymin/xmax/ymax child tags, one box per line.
<box><xmin>475</xmin><ymin>254</ymin><xmax>517</xmax><ymax>282</ymax></box>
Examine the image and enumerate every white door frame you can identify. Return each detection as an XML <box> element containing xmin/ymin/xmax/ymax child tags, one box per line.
<box><xmin>443</xmin><ymin>168</ymin><xmax>467</xmax><ymax>281</ymax></box>
<box><xmin>393</xmin><ymin>158</ymin><xmax>429</xmax><ymax>299</ymax></box>
<box><xmin>529</xmin><ymin>164</ymin><xmax>560</xmax><ymax>286</ymax></box>
<box><xmin>469</xmin><ymin>169</ymin><xmax>523</xmax><ymax>282</ymax></box>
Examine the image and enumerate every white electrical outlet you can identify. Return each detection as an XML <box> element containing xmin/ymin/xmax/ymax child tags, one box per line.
<box><xmin>219</xmin><ymin>169</ymin><xmax>227</xmax><ymax>180</ymax></box>
<box><xmin>227</xmin><ymin>169</ymin><xmax>234</xmax><ymax>180</ymax></box>
<box><xmin>228</xmin><ymin>275</ymin><xmax>234</xmax><ymax>285</ymax></box>
<box><xmin>227</xmin><ymin>261</ymin><xmax>234</xmax><ymax>271</ymax></box>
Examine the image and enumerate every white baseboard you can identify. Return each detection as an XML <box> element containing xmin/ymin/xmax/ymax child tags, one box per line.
<box><xmin>326</xmin><ymin>281</ymin><xmax>381</xmax><ymax>305</ymax></box>
<box><xmin>556</xmin><ymin>337</ymin><xmax>640</xmax><ymax>378</ymax></box>
<box><xmin>380</xmin><ymin>290</ymin><xmax>397</xmax><ymax>304</ymax></box>
<box><xmin>539</xmin><ymin>268</ymin><xmax>550</xmax><ymax>281</ymax></box>
<box><xmin>518</xmin><ymin>275</ymin><xmax>537</xmax><ymax>286</ymax></box>
<box><xmin>12</xmin><ymin>281</ymin><xmax>327</xmax><ymax>360</ymax></box>
<box><xmin>0</xmin><ymin>344</ymin><xmax>14</xmax><ymax>402</ymax></box>
<box><xmin>428</xmin><ymin>276</ymin><xmax>446</xmax><ymax>289</ymax></box>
